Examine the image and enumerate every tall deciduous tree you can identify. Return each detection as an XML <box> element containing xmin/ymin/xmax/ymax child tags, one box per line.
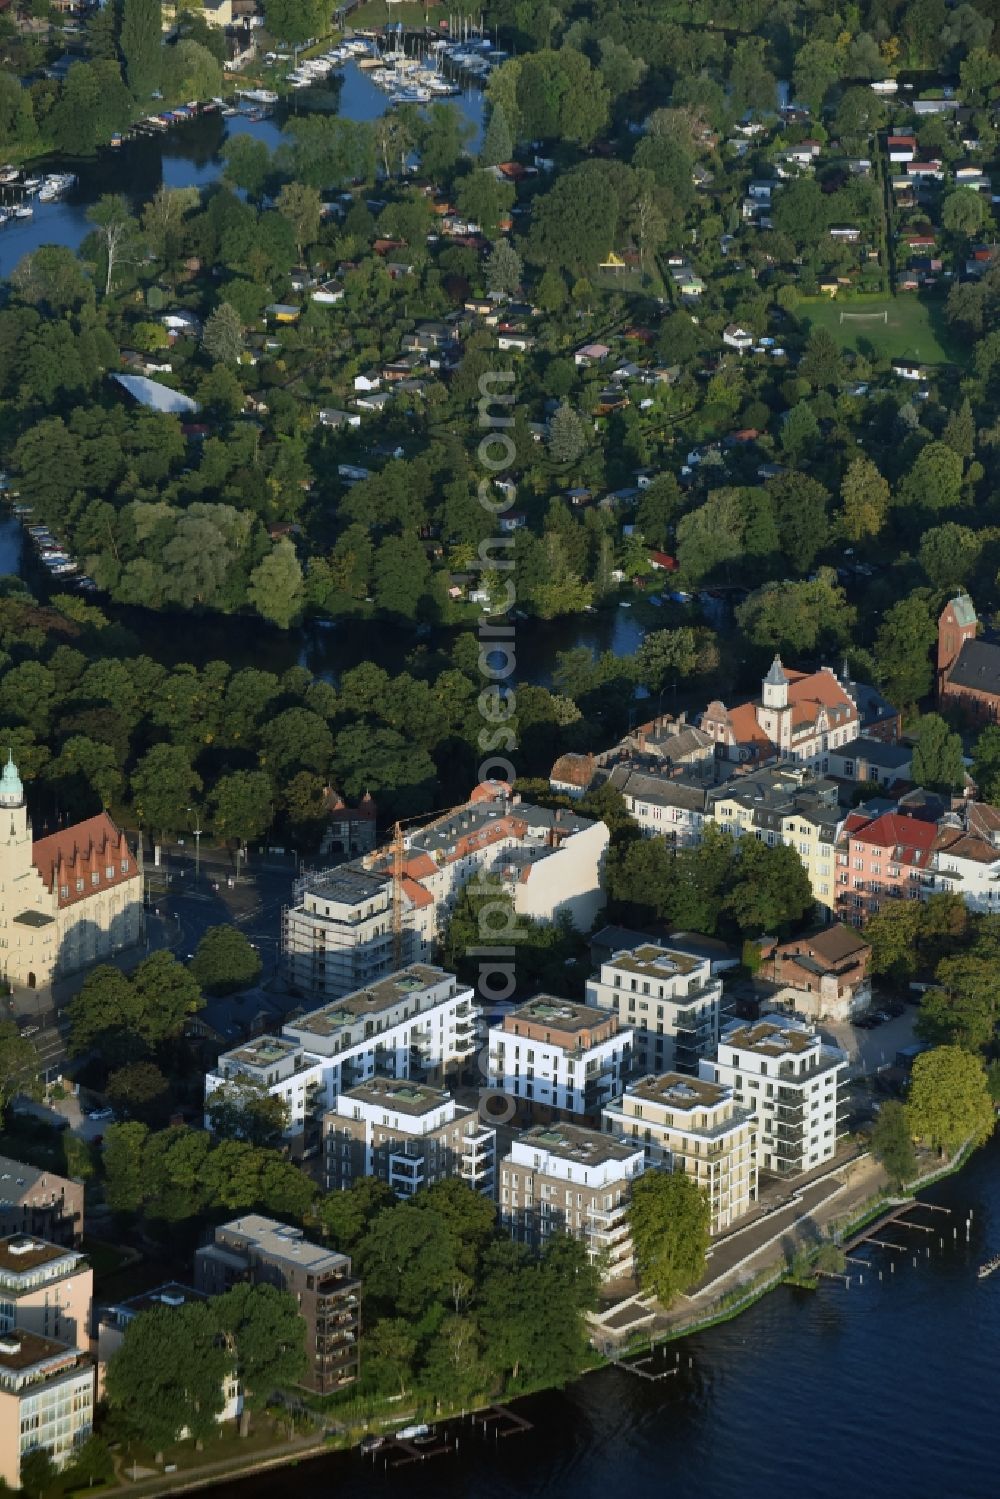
<box><xmin>628</xmin><ymin>1170</ymin><xmax>710</xmax><ymax>1305</ymax></box>
<box><xmin>120</xmin><ymin>0</ymin><xmax>162</xmax><ymax>99</ymax></box>
<box><xmin>203</xmin><ymin>302</ymin><xmax>244</xmax><ymax>364</ymax></box>
<box><xmin>0</xmin><ymin>1020</ymin><xmax>40</xmax><ymax>1115</ymax></box>
<box><xmin>190</xmin><ymin>925</ymin><xmax>262</xmax><ymax>995</ymax></box>
<box><xmin>871</xmin><ymin>1099</ymin><xmax>917</xmax><ymax>1189</ymax></box>
<box><xmin>906</xmin><ymin>1045</ymin><xmax>995</xmax><ymax>1154</ymax></box>
<box><xmin>911</xmin><ymin>712</ymin><xmax>965</xmax><ymax>790</ymax></box>
<box><xmin>105</xmin><ymin>1301</ymin><xmax>230</xmax><ymax>1450</ymax></box>
<box><xmin>248</xmin><ymin>539</ymin><xmax>304</xmax><ymax>628</ymax></box>
<box><xmin>213</xmin><ymin>1283</ymin><xmax>306</xmax><ymax>1435</ymax></box>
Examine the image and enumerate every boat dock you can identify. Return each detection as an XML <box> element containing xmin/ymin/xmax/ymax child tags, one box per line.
<box><xmin>473</xmin><ymin>1405</ymin><xmax>532</xmax><ymax>1437</ymax></box>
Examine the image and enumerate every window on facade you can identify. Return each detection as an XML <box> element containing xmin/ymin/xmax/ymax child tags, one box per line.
<box><xmin>91</xmin><ymin>872</ymin><xmax>99</xmax><ymax>885</ymax></box>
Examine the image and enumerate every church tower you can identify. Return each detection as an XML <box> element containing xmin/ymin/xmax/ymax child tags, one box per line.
<box><xmin>762</xmin><ymin>656</ymin><xmax>790</xmax><ymax>711</ymax></box>
<box><xmin>0</xmin><ymin>752</ymin><xmax>32</xmax><ymax>883</ymax></box>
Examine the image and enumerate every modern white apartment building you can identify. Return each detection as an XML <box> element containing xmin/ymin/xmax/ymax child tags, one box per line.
<box><xmin>487</xmin><ymin>996</ymin><xmax>632</xmax><ymax>1124</ymax></box>
<box><xmin>702</xmin><ymin>1014</ymin><xmax>848</xmax><ymax>1175</ymax></box>
<box><xmin>324</xmin><ymin>1077</ymin><xmax>495</xmax><ymax>1197</ymax></box>
<box><xmin>205</xmin><ymin>965</ymin><xmax>480</xmax><ymax>1142</ymax></box>
<box><xmin>204</xmin><ymin>1035</ymin><xmax>328</xmax><ymax>1143</ymax></box>
<box><xmin>602</xmin><ymin>1072</ymin><xmax>757</xmax><ymax>1233</ymax></box>
<box><xmin>499</xmin><ymin>1123</ymin><xmax>645</xmax><ymax>1280</ymax></box>
<box><xmin>586</xmin><ymin>944</ymin><xmax>722</xmax><ymax>1075</ymax></box>
<box><xmin>0</xmin><ymin>1331</ymin><xmax>95</xmax><ymax>1489</ymax></box>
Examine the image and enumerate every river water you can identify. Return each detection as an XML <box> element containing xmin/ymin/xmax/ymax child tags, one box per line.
<box><xmin>0</xmin><ymin>60</ymin><xmax>485</xmax><ymax>278</ymax></box>
<box><xmin>207</xmin><ymin>1135</ymin><xmax>999</xmax><ymax>1499</ymax></box>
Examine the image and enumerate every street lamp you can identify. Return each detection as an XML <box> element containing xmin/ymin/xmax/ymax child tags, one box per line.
<box><xmin>187</xmin><ymin>807</ymin><xmax>202</xmax><ymax>885</ymax></box>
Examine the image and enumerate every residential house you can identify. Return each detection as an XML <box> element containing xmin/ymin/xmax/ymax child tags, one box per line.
<box><xmin>887</xmin><ymin>135</ymin><xmax>916</xmax><ymax>162</ymax></box>
<box><xmin>264</xmin><ymin>304</ymin><xmax>301</xmax><ymax>324</ymax></box>
<box><xmin>0</xmin><ymin>1159</ymin><xmax>83</xmax><ymax>1246</ymax></box>
<box><xmin>707</xmin><ymin>766</ymin><xmax>843</xmax><ymax>914</ymax></box>
<box><xmin>353</xmin><ymin>370</ymin><xmax>381</xmax><ymax>392</ymax></box>
<box><xmin>574</xmin><ymin>342</ymin><xmax>611</xmax><ymax>367</ymax></box>
<box><xmin>704</xmin><ymin>1014</ymin><xmax>848</xmax><ymax>1174</ymax></box>
<box><xmin>723</xmin><ymin>323</ymin><xmax>754</xmax><ymax>351</ymax></box>
<box><xmin>498</xmin><ymin>1124</ymin><xmax>644</xmax><ymax>1280</ymax></box>
<box><xmin>606</xmin><ymin>766</ymin><xmax>709</xmax><ymax>849</ymax></box>
<box><xmin>757</xmin><ymin>924</ymin><xmax>871</xmax><ymax>1022</ymax></box>
<box><xmin>835</xmin><ymin>810</ymin><xmax>937</xmax><ymax>925</ymax></box>
<box><xmin>549</xmin><ymin>753</ymin><xmax>597</xmax><ymax>800</ymax></box>
<box><xmin>195</xmin><ymin>1216</ymin><xmax>360</xmax><ymax>1393</ymax></box>
<box><xmin>318</xmin><ymin>408</ymin><xmax>360</xmax><ymax>430</ymax></box>
<box><xmin>323</xmin><ymin>1077</ymin><xmax>494</xmax><ymax>1197</ymax></box>
<box><xmin>603</xmin><ymin>1072</ymin><xmax>757</xmax><ymax>1233</ymax></box>
<box><xmin>311</xmin><ymin>279</ymin><xmax>344</xmax><ymax>305</ymax></box>
<box><xmin>929</xmin><ymin>818</ymin><xmax>1000</xmax><ymax>914</ymax></box>
<box><xmin>586</xmin><ymin>943</ymin><xmax>721</xmax><ymax>1076</ymax></box>
<box><xmin>206</xmin><ymin>965</ymin><xmax>479</xmax><ymax>1142</ymax></box>
<box><xmin>487</xmin><ymin>997</ymin><xmax>633</xmax><ymax>1125</ymax></box>
<box><xmin>365</xmin><ymin>783</ymin><xmax>610</xmax><ymax>942</ymax></box>
<box><xmin>319</xmin><ymin>788</ymin><xmax>377</xmax><ymax>860</ymax></box>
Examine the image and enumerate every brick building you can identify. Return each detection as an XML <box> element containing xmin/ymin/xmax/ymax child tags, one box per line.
<box><xmin>938</xmin><ymin>594</ymin><xmax>1000</xmax><ymax>723</ymax></box>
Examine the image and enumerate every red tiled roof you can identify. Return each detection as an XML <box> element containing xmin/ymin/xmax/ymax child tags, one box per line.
<box><xmin>851</xmin><ymin>812</ymin><xmax>936</xmax><ymax>865</ymax></box>
<box><xmin>401</xmin><ymin>876</ymin><xmax>434</xmax><ymax>909</ymax></box>
<box><xmin>32</xmin><ymin>813</ymin><xmax>136</xmax><ymax>908</ymax></box>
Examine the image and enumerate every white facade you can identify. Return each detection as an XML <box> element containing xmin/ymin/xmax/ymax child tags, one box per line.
<box><xmin>586</xmin><ymin>944</ymin><xmax>721</xmax><ymax>1075</ymax></box>
<box><xmin>205</xmin><ymin>965</ymin><xmax>478</xmax><ymax>1140</ymax></box>
<box><xmin>929</xmin><ymin>835</ymin><xmax>1000</xmax><ymax>914</ymax></box>
<box><xmin>602</xmin><ymin>1073</ymin><xmax>757</xmax><ymax>1234</ymax></box>
<box><xmin>703</xmin><ymin>1014</ymin><xmax>847</xmax><ymax>1175</ymax></box>
<box><xmin>487</xmin><ymin>997</ymin><xmax>632</xmax><ymax>1121</ymax></box>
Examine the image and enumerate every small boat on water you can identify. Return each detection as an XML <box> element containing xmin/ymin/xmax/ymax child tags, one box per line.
<box><xmin>38</xmin><ymin>172</ymin><xmax>76</xmax><ymax>202</ymax></box>
<box><xmin>13</xmin><ymin>205</ymin><xmax>32</xmax><ymax>218</ymax></box>
<box><xmin>977</xmin><ymin>1252</ymin><xmax>1000</xmax><ymax>1279</ymax></box>
<box><xmin>358</xmin><ymin>1435</ymin><xmax>384</xmax><ymax>1454</ymax></box>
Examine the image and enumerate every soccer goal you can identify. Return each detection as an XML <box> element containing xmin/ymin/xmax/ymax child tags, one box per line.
<box><xmin>839</xmin><ymin>309</ymin><xmax>888</xmax><ymax>325</ymax></box>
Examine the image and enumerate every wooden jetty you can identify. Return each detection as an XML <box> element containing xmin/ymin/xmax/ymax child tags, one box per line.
<box><xmin>474</xmin><ymin>1405</ymin><xmax>533</xmax><ymax>1437</ymax></box>
<box><xmin>382</xmin><ymin>1430</ymin><xmax>456</xmax><ymax>1467</ymax></box>
<box><xmin>611</xmin><ymin>1353</ymin><xmax>679</xmax><ymax>1383</ymax></box>
<box><xmin>842</xmin><ymin>1202</ymin><xmax>915</xmax><ymax>1253</ymax></box>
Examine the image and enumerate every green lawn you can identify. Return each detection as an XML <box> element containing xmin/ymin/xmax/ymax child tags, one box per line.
<box><xmin>800</xmin><ymin>295</ymin><xmax>964</xmax><ymax>366</ymax></box>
